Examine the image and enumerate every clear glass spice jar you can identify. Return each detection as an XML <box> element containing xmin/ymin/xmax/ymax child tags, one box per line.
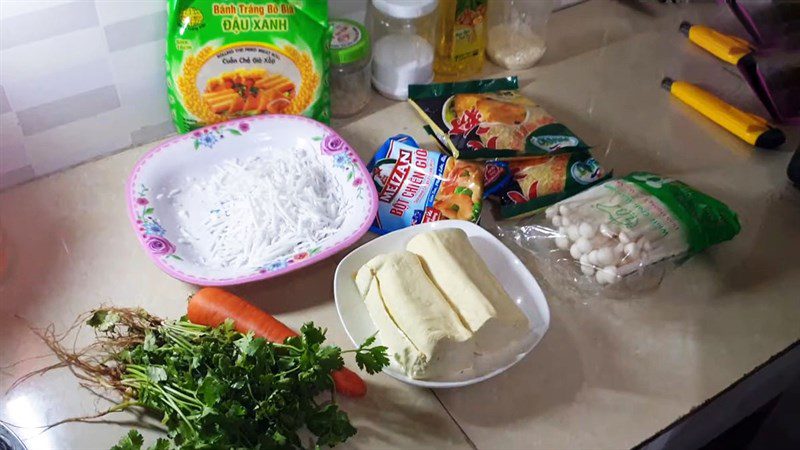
<box><xmin>330</xmin><ymin>19</ymin><xmax>372</xmax><ymax>118</ymax></box>
<box><xmin>487</xmin><ymin>0</ymin><xmax>553</xmax><ymax>70</ymax></box>
<box><xmin>368</xmin><ymin>0</ymin><xmax>438</xmax><ymax>100</ymax></box>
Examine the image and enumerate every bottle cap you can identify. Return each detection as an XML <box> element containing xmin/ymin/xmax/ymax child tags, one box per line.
<box><xmin>330</xmin><ymin>19</ymin><xmax>370</xmax><ymax>66</ymax></box>
<box><xmin>372</xmin><ymin>0</ymin><xmax>437</xmax><ymax>20</ymax></box>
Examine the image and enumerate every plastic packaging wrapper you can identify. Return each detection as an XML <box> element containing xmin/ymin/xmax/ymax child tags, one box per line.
<box><xmin>497</xmin><ymin>172</ymin><xmax>741</xmax><ymax>296</ymax></box>
<box><xmin>165</xmin><ymin>0</ymin><xmax>330</xmax><ymax>133</ymax></box>
<box><xmin>484</xmin><ymin>151</ymin><xmax>611</xmax><ymax>219</ymax></box>
<box><xmin>367</xmin><ymin>135</ymin><xmax>484</xmax><ymax>234</ymax></box>
<box><xmin>407</xmin><ymin>77</ymin><xmax>590</xmax><ymax>159</ymax></box>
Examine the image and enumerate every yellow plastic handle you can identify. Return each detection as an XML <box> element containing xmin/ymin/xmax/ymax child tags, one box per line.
<box><xmin>686</xmin><ymin>24</ymin><xmax>753</xmax><ymax>65</ymax></box>
<box><xmin>669</xmin><ymin>80</ymin><xmax>770</xmax><ymax>145</ymax></box>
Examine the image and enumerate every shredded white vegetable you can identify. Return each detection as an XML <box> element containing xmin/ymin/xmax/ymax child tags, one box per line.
<box><xmin>174</xmin><ymin>144</ymin><xmax>349</xmax><ymax>270</ymax></box>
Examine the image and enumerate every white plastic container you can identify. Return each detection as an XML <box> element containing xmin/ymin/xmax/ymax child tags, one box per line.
<box><xmin>487</xmin><ymin>0</ymin><xmax>553</xmax><ymax>70</ymax></box>
<box><xmin>368</xmin><ymin>0</ymin><xmax>437</xmax><ymax>100</ymax></box>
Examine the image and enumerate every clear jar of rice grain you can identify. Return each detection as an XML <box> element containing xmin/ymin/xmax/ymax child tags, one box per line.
<box><xmin>487</xmin><ymin>0</ymin><xmax>553</xmax><ymax>70</ymax></box>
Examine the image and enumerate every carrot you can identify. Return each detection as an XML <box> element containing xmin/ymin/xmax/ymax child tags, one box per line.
<box><xmin>188</xmin><ymin>287</ymin><xmax>296</xmax><ymax>343</ymax></box>
<box><xmin>188</xmin><ymin>287</ymin><xmax>367</xmax><ymax>397</ymax></box>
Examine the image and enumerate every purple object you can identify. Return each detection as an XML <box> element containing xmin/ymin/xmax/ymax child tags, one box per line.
<box><xmin>726</xmin><ymin>0</ymin><xmax>800</xmax><ymax>48</ymax></box>
<box><xmin>737</xmin><ymin>50</ymin><xmax>800</xmax><ymax>125</ymax></box>
<box><xmin>720</xmin><ymin>1</ymin><xmax>800</xmax><ymax>124</ymax></box>
<box><xmin>702</xmin><ymin>2</ymin><xmax>800</xmax><ymax>124</ymax></box>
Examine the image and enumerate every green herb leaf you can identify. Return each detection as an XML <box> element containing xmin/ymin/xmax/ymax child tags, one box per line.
<box><xmin>354</xmin><ymin>334</ymin><xmax>390</xmax><ymax>375</ymax></box>
<box><xmin>102</xmin><ymin>317</ymin><xmax>382</xmax><ymax>448</ymax></box>
<box><xmin>143</xmin><ymin>331</ymin><xmax>157</xmax><ymax>352</ymax></box>
<box><xmin>148</xmin><ymin>439</ymin><xmax>170</xmax><ymax>450</ymax></box>
<box><xmin>316</xmin><ymin>345</ymin><xmax>344</xmax><ymax>374</ymax></box>
<box><xmin>227</xmin><ymin>401</ymin><xmax>247</xmax><ymax>417</ymax></box>
<box><xmin>111</xmin><ymin>430</ymin><xmax>144</xmax><ymax>450</ymax></box>
<box><xmin>87</xmin><ymin>310</ymin><xmax>121</xmax><ymax>332</ymax></box>
<box><xmin>146</xmin><ymin>366</ymin><xmax>167</xmax><ymax>383</ymax></box>
<box><xmin>234</xmin><ymin>333</ymin><xmax>254</xmax><ymax>353</ymax></box>
<box><xmin>272</xmin><ymin>430</ymin><xmax>287</xmax><ymax>446</ymax></box>
<box><xmin>360</xmin><ymin>335</ymin><xmax>376</xmax><ymax>348</ymax></box>
<box><xmin>300</xmin><ymin>323</ymin><xmax>327</xmax><ymax>347</ymax></box>
<box><xmin>307</xmin><ymin>404</ymin><xmax>357</xmax><ymax>447</ymax></box>
<box><xmin>198</xmin><ymin>375</ymin><xmax>224</xmax><ymax>406</ymax></box>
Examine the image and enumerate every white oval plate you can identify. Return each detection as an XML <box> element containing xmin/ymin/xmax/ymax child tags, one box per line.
<box><xmin>127</xmin><ymin>115</ymin><xmax>377</xmax><ymax>286</ymax></box>
<box><xmin>334</xmin><ymin>220</ymin><xmax>550</xmax><ymax>388</ymax></box>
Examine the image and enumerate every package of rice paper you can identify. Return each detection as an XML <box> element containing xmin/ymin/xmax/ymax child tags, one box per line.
<box><xmin>408</xmin><ymin>77</ymin><xmax>590</xmax><ymax>159</ymax></box>
<box><xmin>166</xmin><ymin>0</ymin><xmax>330</xmax><ymax>133</ymax></box>
<box><xmin>484</xmin><ymin>151</ymin><xmax>611</xmax><ymax>219</ymax></box>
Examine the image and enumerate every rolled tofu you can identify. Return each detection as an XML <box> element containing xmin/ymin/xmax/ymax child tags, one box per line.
<box><xmin>407</xmin><ymin>229</ymin><xmax>529</xmax><ymax>352</ymax></box>
<box><xmin>355</xmin><ymin>252</ymin><xmax>474</xmax><ymax>379</ymax></box>
<box><xmin>355</xmin><ymin>254</ymin><xmax>427</xmax><ymax>376</ymax></box>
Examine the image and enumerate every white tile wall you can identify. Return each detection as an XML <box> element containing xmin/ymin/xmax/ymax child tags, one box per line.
<box><xmin>1</xmin><ymin>1</ymin><xmax>75</xmax><ymax>18</ymax></box>
<box><xmin>0</xmin><ymin>0</ymin><xmax>584</xmax><ymax>190</ymax></box>
<box><xmin>94</xmin><ymin>0</ymin><xmax>165</xmax><ymax>24</ymax></box>
<box><xmin>0</xmin><ymin>0</ymin><xmax>171</xmax><ymax>189</ymax></box>
<box><xmin>0</xmin><ymin>113</ymin><xmax>29</xmax><ymax>172</ymax></box>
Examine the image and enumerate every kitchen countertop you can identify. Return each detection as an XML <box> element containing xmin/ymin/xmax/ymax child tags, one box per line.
<box><xmin>1</xmin><ymin>1</ymin><xmax>799</xmax><ymax>449</ymax></box>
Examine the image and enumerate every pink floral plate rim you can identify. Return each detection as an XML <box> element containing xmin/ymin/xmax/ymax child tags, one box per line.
<box><xmin>126</xmin><ymin>114</ymin><xmax>378</xmax><ymax>286</ymax></box>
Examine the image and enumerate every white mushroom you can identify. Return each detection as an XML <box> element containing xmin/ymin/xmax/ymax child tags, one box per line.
<box><xmin>578</xmin><ymin>222</ymin><xmax>597</xmax><ymax>239</ymax></box>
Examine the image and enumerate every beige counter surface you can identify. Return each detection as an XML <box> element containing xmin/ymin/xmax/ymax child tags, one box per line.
<box><xmin>2</xmin><ymin>1</ymin><xmax>799</xmax><ymax>449</ymax></box>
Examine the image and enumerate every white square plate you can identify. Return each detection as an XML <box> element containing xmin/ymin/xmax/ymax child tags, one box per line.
<box><xmin>334</xmin><ymin>220</ymin><xmax>550</xmax><ymax>388</ymax></box>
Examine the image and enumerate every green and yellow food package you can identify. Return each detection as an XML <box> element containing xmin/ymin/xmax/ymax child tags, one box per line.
<box><xmin>166</xmin><ymin>0</ymin><xmax>330</xmax><ymax>133</ymax></box>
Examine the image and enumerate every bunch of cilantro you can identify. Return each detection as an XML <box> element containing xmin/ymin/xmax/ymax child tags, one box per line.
<box><xmin>103</xmin><ymin>318</ymin><xmax>388</xmax><ymax>449</ymax></box>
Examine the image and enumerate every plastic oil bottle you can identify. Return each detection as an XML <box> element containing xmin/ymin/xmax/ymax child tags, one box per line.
<box><xmin>434</xmin><ymin>0</ymin><xmax>488</xmax><ymax>81</ymax></box>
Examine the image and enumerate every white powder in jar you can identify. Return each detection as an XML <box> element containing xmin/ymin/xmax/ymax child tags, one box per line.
<box><xmin>487</xmin><ymin>24</ymin><xmax>547</xmax><ymax>70</ymax></box>
<box><xmin>372</xmin><ymin>34</ymin><xmax>434</xmax><ymax>100</ymax></box>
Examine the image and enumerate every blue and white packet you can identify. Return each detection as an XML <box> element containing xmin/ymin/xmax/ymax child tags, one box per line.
<box><xmin>367</xmin><ymin>135</ymin><xmax>485</xmax><ymax>235</ymax></box>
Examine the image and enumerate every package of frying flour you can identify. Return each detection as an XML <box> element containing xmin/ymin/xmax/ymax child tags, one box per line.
<box><xmin>367</xmin><ymin>135</ymin><xmax>485</xmax><ymax>234</ymax></box>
